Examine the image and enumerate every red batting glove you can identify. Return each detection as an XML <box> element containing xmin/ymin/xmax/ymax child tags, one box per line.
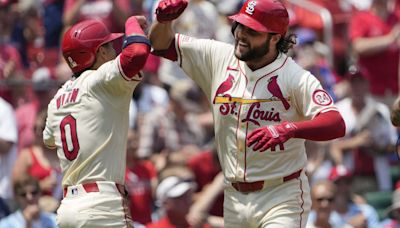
<box><xmin>246</xmin><ymin>122</ymin><xmax>297</xmax><ymax>152</ymax></box>
<box><xmin>155</xmin><ymin>0</ymin><xmax>188</xmax><ymax>23</ymax></box>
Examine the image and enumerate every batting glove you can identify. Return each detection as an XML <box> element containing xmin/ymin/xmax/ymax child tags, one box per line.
<box><xmin>246</xmin><ymin>122</ymin><xmax>297</xmax><ymax>152</ymax></box>
<box><xmin>155</xmin><ymin>0</ymin><xmax>188</xmax><ymax>23</ymax></box>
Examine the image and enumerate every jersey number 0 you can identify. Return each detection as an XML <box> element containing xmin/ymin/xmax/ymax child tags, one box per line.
<box><xmin>60</xmin><ymin>115</ymin><xmax>80</xmax><ymax>161</ymax></box>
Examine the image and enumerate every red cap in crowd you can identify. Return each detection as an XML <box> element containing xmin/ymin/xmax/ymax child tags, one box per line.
<box><xmin>328</xmin><ymin>165</ymin><xmax>352</xmax><ymax>182</ymax></box>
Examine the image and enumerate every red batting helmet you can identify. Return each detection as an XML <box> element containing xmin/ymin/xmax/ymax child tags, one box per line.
<box><xmin>229</xmin><ymin>0</ymin><xmax>289</xmax><ymax>36</ymax></box>
<box><xmin>62</xmin><ymin>19</ymin><xmax>124</xmax><ymax>73</ymax></box>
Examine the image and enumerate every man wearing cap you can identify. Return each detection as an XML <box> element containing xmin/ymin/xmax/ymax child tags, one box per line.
<box><xmin>330</xmin><ymin>69</ymin><xmax>396</xmax><ymax>193</ymax></box>
<box><xmin>146</xmin><ymin>176</ymin><xmax>206</xmax><ymax>228</ymax></box>
<box><xmin>149</xmin><ymin>0</ymin><xmax>346</xmax><ymax>227</ymax></box>
<box><xmin>307</xmin><ymin>180</ymin><xmax>340</xmax><ymax>228</ymax></box>
<box><xmin>15</xmin><ymin>67</ymin><xmax>59</xmax><ymax>153</ymax></box>
<box><xmin>328</xmin><ymin>166</ymin><xmax>380</xmax><ymax>228</ymax></box>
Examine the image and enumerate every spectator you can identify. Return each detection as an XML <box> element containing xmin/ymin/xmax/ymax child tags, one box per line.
<box><xmin>381</xmin><ymin>189</ymin><xmax>400</xmax><ymax>228</ymax></box>
<box><xmin>137</xmin><ymin>80</ymin><xmax>206</xmax><ymax>163</ymax></box>
<box><xmin>349</xmin><ymin>0</ymin><xmax>400</xmax><ymax>106</ymax></box>
<box><xmin>15</xmin><ymin>67</ymin><xmax>58</xmax><ymax>153</ymax></box>
<box><xmin>19</xmin><ymin>3</ymin><xmax>48</xmax><ymax>70</ymax></box>
<box><xmin>146</xmin><ymin>175</ymin><xmax>211</xmax><ymax>228</ymax></box>
<box><xmin>286</xmin><ymin>0</ymin><xmax>352</xmax><ymax>76</ymax></box>
<box><xmin>0</xmin><ymin>0</ymin><xmax>25</xmax><ymax>106</ymax></box>
<box><xmin>0</xmin><ymin>40</ymin><xmax>24</xmax><ymax>107</ymax></box>
<box><xmin>186</xmin><ymin>172</ymin><xmax>224</xmax><ymax>228</ymax></box>
<box><xmin>129</xmin><ymin>76</ymin><xmax>169</xmax><ymax>129</ymax></box>
<box><xmin>307</xmin><ymin>179</ymin><xmax>341</xmax><ymax>228</ymax></box>
<box><xmin>305</xmin><ymin>140</ymin><xmax>333</xmax><ymax>186</ymax></box>
<box><xmin>125</xmin><ymin>128</ymin><xmax>158</xmax><ymax>225</ymax></box>
<box><xmin>330</xmin><ymin>68</ymin><xmax>396</xmax><ymax>193</ymax></box>
<box><xmin>187</xmin><ymin>146</ymin><xmax>223</xmax><ymax>217</ymax></box>
<box><xmin>329</xmin><ymin>166</ymin><xmax>380</xmax><ymax>228</ymax></box>
<box><xmin>13</xmin><ymin>110</ymin><xmax>62</xmax><ymax>200</ymax></box>
<box><xmin>0</xmin><ymin>175</ymin><xmax>57</xmax><ymax>228</ymax></box>
<box><xmin>43</xmin><ymin>0</ymin><xmax>64</xmax><ymax>49</ymax></box>
<box><xmin>0</xmin><ymin>97</ymin><xmax>18</xmax><ymax>204</ymax></box>
<box><xmin>292</xmin><ymin>27</ymin><xmax>337</xmax><ymax>101</ymax></box>
<box><xmin>151</xmin><ymin>0</ymin><xmax>224</xmax><ymax>87</ymax></box>
<box><xmin>63</xmin><ymin>0</ymin><xmax>132</xmax><ymax>33</ymax></box>
<box><xmin>0</xmin><ymin>0</ymin><xmax>18</xmax><ymax>43</ymax></box>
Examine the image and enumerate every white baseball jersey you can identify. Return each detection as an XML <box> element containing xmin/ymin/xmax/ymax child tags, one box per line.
<box><xmin>174</xmin><ymin>34</ymin><xmax>338</xmax><ymax>182</ymax></box>
<box><xmin>43</xmin><ymin>56</ymin><xmax>141</xmax><ymax>187</ymax></box>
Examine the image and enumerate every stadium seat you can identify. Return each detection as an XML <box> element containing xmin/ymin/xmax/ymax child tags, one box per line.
<box><xmin>363</xmin><ymin>191</ymin><xmax>392</xmax><ymax>221</ymax></box>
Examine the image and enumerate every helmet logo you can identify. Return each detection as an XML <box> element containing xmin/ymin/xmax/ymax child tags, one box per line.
<box><xmin>67</xmin><ymin>56</ymin><xmax>78</xmax><ymax>68</ymax></box>
<box><xmin>245</xmin><ymin>1</ymin><xmax>257</xmax><ymax>15</ymax></box>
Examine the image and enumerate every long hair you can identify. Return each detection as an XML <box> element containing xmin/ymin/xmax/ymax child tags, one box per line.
<box><xmin>277</xmin><ymin>33</ymin><xmax>297</xmax><ymax>54</ymax></box>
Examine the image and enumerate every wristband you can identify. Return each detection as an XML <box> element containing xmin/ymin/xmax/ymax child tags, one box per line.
<box><xmin>122</xmin><ymin>35</ymin><xmax>151</xmax><ymax>49</ymax></box>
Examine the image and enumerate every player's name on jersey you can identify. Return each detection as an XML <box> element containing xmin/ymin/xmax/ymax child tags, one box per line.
<box><xmin>56</xmin><ymin>88</ymin><xmax>80</xmax><ymax>109</ymax></box>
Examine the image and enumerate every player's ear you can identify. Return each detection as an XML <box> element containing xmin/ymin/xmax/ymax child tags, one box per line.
<box><xmin>270</xmin><ymin>33</ymin><xmax>281</xmax><ymax>44</ymax></box>
<box><xmin>92</xmin><ymin>44</ymin><xmax>110</xmax><ymax>70</ymax></box>
<box><xmin>97</xmin><ymin>45</ymin><xmax>108</xmax><ymax>58</ymax></box>
<box><xmin>96</xmin><ymin>43</ymin><xmax>114</xmax><ymax>64</ymax></box>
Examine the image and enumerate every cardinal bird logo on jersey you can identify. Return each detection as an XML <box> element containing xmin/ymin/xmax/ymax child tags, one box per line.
<box><xmin>267</xmin><ymin>75</ymin><xmax>290</xmax><ymax>110</ymax></box>
<box><xmin>213</xmin><ymin>74</ymin><xmax>235</xmax><ymax>103</ymax></box>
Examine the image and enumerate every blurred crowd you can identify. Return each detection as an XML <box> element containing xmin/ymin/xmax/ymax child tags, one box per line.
<box><xmin>0</xmin><ymin>0</ymin><xmax>400</xmax><ymax>227</ymax></box>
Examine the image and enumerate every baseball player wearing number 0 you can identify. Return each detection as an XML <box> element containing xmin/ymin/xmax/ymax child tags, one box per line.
<box><xmin>42</xmin><ymin>16</ymin><xmax>150</xmax><ymax>227</ymax></box>
<box><xmin>150</xmin><ymin>0</ymin><xmax>346</xmax><ymax>227</ymax></box>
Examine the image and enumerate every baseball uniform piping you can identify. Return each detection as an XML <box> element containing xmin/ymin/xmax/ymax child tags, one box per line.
<box><xmin>251</xmin><ymin>56</ymin><xmax>288</xmax><ymax>95</ymax></box>
<box><xmin>312</xmin><ymin>107</ymin><xmax>339</xmax><ymax>119</ymax></box>
<box><xmin>177</xmin><ymin>34</ymin><xmax>183</xmax><ymax>68</ymax></box>
<box><xmin>299</xmin><ymin>176</ymin><xmax>305</xmax><ymax>228</ymax></box>
<box><xmin>119</xmin><ymin>192</ymin><xmax>132</xmax><ymax>228</ymax></box>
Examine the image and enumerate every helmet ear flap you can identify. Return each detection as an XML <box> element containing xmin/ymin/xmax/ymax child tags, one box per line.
<box><xmin>231</xmin><ymin>21</ymin><xmax>239</xmax><ymax>35</ymax></box>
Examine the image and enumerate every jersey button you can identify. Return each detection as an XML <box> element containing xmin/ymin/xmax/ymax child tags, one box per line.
<box><xmin>238</xmin><ymin>170</ymin><xmax>244</xmax><ymax>178</ymax></box>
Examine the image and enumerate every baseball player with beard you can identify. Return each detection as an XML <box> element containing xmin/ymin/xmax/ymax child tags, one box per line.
<box><xmin>42</xmin><ymin>16</ymin><xmax>150</xmax><ymax>227</ymax></box>
<box><xmin>149</xmin><ymin>0</ymin><xmax>346</xmax><ymax>227</ymax></box>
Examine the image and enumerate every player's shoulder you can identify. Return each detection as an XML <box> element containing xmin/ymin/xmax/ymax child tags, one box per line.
<box><xmin>280</xmin><ymin>55</ymin><xmax>309</xmax><ymax>78</ymax></box>
<box><xmin>178</xmin><ymin>34</ymin><xmax>232</xmax><ymax>50</ymax></box>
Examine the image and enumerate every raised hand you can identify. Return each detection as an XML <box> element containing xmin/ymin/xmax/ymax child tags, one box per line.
<box><xmin>134</xmin><ymin>15</ymin><xmax>148</xmax><ymax>31</ymax></box>
<box><xmin>155</xmin><ymin>0</ymin><xmax>188</xmax><ymax>23</ymax></box>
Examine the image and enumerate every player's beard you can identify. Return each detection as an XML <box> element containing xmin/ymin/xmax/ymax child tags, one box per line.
<box><xmin>234</xmin><ymin>35</ymin><xmax>272</xmax><ymax>62</ymax></box>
